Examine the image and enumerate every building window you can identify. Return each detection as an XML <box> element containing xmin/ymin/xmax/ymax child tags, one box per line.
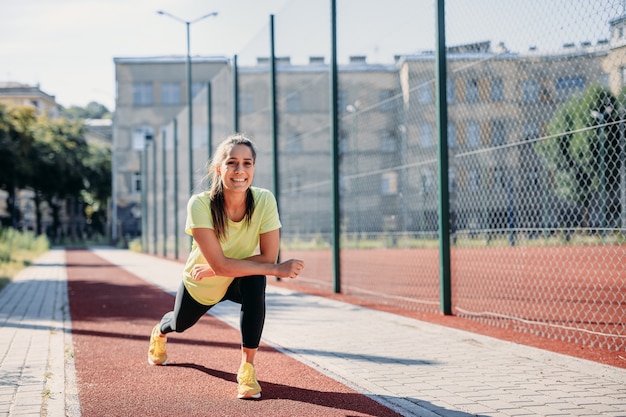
<box><xmin>523</xmin><ymin>123</ymin><xmax>540</xmax><ymax>140</ymax></box>
<box><xmin>418</xmin><ymin>83</ymin><xmax>432</xmax><ymax>104</ymax></box>
<box><xmin>419</xmin><ymin>123</ymin><xmax>434</xmax><ymax>148</ymax></box>
<box><xmin>491</xmin><ymin>78</ymin><xmax>504</xmax><ymax>101</ymax></box>
<box><xmin>381</xmin><ymin>172</ymin><xmax>398</xmax><ymax>195</ymax></box>
<box><xmin>555</xmin><ymin>76</ymin><xmax>585</xmax><ymax>101</ymax></box>
<box><xmin>286</xmin><ymin>91</ymin><xmax>301</xmax><ymax>113</ymax></box>
<box><xmin>447</xmin><ymin>78</ymin><xmax>455</xmax><ymax>104</ymax></box>
<box><xmin>338</xmin><ymin>90</ymin><xmax>348</xmax><ymax>113</ymax></box>
<box><xmin>466</xmin><ymin>121</ymin><xmax>480</xmax><ymax>148</ymax></box>
<box><xmin>448</xmin><ymin>122</ymin><xmax>457</xmax><ymax>148</ymax></box>
<box><xmin>491</xmin><ymin>119</ymin><xmax>506</xmax><ymax>146</ymax></box>
<box><xmin>132</xmin><ymin>126</ymin><xmax>154</xmax><ymax>150</ymax></box>
<box><xmin>161</xmin><ymin>82</ymin><xmax>181</xmax><ymax>105</ymax></box>
<box><xmin>192</xmin><ymin>82</ymin><xmax>204</xmax><ymax>99</ymax></box>
<box><xmin>466</xmin><ymin>79</ymin><xmax>479</xmax><ymax>102</ymax></box>
<box><xmin>522</xmin><ymin>80</ymin><xmax>539</xmax><ymax>103</ymax></box>
<box><xmin>133</xmin><ymin>82</ymin><xmax>153</xmax><ymax>106</ymax></box>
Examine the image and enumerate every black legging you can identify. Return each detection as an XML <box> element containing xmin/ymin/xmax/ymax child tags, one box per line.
<box><xmin>158</xmin><ymin>275</ymin><xmax>266</xmax><ymax>349</ymax></box>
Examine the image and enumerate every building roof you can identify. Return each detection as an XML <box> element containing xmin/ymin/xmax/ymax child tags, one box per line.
<box><xmin>0</xmin><ymin>82</ymin><xmax>57</xmax><ymax>102</ymax></box>
<box><xmin>113</xmin><ymin>55</ymin><xmax>230</xmax><ymax>64</ymax></box>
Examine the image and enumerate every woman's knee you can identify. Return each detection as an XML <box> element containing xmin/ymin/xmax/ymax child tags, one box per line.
<box><xmin>242</xmin><ymin>275</ymin><xmax>266</xmax><ymax>292</ymax></box>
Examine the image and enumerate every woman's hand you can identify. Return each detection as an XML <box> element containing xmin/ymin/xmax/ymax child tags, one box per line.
<box><xmin>190</xmin><ymin>264</ymin><xmax>216</xmax><ymax>281</ymax></box>
<box><xmin>275</xmin><ymin>259</ymin><xmax>305</xmax><ymax>279</ymax></box>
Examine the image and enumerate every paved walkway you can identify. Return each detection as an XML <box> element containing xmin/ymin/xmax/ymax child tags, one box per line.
<box><xmin>1</xmin><ymin>248</ymin><xmax>625</xmax><ymax>416</ymax></box>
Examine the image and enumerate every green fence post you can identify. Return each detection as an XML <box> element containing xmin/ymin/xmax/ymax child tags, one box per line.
<box><xmin>140</xmin><ymin>142</ymin><xmax>147</xmax><ymax>252</ymax></box>
<box><xmin>162</xmin><ymin>128</ymin><xmax>167</xmax><ymax>257</ymax></box>
<box><xmin>233</xmin><ymin>54</ymin><xmax>239</xmax><ymax>132</ymax></box>
<box><xmin>153</xmin><ymin>134</ymin><xmax>158</xmax><ymax>255</ymax></box>
<box><xmin>270</xmin><ymin>14</ymin><xmax>280</xmax><ymax>212</ymax></box>
<box><xmin>330</xmin><ymin>0</ymin><xmax>341</xmax><ymax>293</ymax></box>
<box><xmin>436</xmin><ymin>0</ymin><xmax>452</xmax><ymax>315</ymax></box>
<box><xmin>207</xmin><ymin>82</ymin><xmax>213</xmax><ymax>161</ymax></box>
<box><xmin>173</xmin><ymin>118</ymin><xmax>179</xmax><ymax>260</ymax></box>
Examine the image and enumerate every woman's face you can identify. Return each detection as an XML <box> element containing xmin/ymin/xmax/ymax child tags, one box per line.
<box><xmin>217</xmin><ymin>144</ymin><xmax>255</xmax><ymax>193</ymax></box>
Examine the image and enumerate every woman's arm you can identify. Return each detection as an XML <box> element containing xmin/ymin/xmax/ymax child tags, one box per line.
<box><xmin>190</xmin><ymin>227</ymin><xmax>303</xmax><ymax>280</ymax></box>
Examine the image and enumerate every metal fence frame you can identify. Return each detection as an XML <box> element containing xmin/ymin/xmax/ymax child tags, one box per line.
<box><xmin>134</xmin><ymin>0</ymin><xmax>625</xmax><ymax>352</ymax></box>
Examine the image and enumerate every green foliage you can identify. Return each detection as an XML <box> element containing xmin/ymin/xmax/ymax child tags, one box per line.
<box><xmin>128</xmin><ymin>238</ymin><xmax>143</xmax><ymax>252</ymax></box>
<box><xmin>0</xmin><ymin>103</ymin><xmax>111</xmax><ymax>236</ymax></box>
<box><xmin>0</xmin><ymin>105</ymin><xmax>37</xmax><ymax>191</ymax></box>
<box><xmin>535</xmin><ymin>84</ymin><xmax>621</xmax><ymax>205</ymax></box>
<box><xmin>0</xmin><ymin>227</ymin><xmax>49</xmax><ymax>259</ymax></box>
<box><xmin>61</xmin><ymin>101</ymin><xmax>111</xmax><ymax>120</ymax></box>
<box><xmin>31</xmin><ymin>116</ymin><xmax>89</xmax><ymax>199</ymax></box>
<box><xmin>0</xmin><ymin>228</ymin><xmax>49</xmax><ymax>292</ymax></box>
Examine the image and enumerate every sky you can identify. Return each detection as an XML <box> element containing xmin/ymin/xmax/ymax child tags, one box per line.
<box><xmin>0</xmin><ymin>0</ymin><xmax>621</xmax><ymax>111</ymax></box>
<box><xmin>0</xmin><ymin>0</ymin><xmax>293</xmax><ymax>110</ymax></box>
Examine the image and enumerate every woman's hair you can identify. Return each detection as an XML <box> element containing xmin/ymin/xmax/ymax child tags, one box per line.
<box><xmin>206</xmin><ymin>133</ymin><xmax>257</xmax><ymax>241</ymax></box>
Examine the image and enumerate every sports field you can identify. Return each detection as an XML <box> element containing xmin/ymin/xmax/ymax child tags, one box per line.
<box><xmin>281</xmin><ymin>245</ymin><xmax>625</xmax><ymax>364</ymax></box>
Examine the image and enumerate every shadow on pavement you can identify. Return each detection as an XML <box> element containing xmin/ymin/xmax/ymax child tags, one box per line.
<box><xmin>171</xmin><ymin>362</ymin><xmax>407</xmax><ymax>417</ymax></box>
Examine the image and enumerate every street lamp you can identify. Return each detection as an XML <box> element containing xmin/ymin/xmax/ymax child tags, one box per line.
<box><xmin>157</xmin><ymin>10</ymin><xmax>218</xmax><ymax>197</ymax></box>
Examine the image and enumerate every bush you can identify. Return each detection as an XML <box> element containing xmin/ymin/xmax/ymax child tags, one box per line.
<box><xmin>0</xmin><ymin>227</ymin><xmax>49</xmax><ymax>254</ymax></box>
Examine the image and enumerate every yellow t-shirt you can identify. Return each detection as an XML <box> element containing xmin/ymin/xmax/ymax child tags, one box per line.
<box><xmin>182</xmin><ymin>186</ymin><xmax>281</xmax><ymax>305</ymax></box>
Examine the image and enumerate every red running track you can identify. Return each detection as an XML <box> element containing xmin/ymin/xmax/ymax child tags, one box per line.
<box><xmin>65</xmin><ymin>250</ymin><xmax>402</xmax><ymax>417</ymax></box>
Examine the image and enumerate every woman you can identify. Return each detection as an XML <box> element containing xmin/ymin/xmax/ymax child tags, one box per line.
<box><xmin>148</xmin><ymin>134</ymin><xmax>304</xmax><ymax>399</ymax></box>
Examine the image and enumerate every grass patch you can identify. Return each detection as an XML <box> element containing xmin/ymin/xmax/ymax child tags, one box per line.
<box><xmin>0</xmin><ymin>228</ymin><xmax>50</xmax><ymax>292</ymax></box>
<box><xmin>281</xmin><ymin>230</ymin><xmax>626</xmax><ymax>251</ymax></box>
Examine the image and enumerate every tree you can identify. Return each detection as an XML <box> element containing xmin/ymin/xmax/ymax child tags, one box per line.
<box><xmin>81</xmin><ymin>143</ymin><xmax>112</xmax><ymax>236</ymax></box>
<box><xmin>0</xmin><ymin>105</ymin><xmax>37</xmax><ymax>227</ymax></box>
<box><xmin>1</xmin><ymin>105</ymin><xmax>112</xmax><ymax>239</ymax></box>
<box><xmin>61</xmin><ymin>101</ymin><xmax>112</xmax><ymax>120</ymax></box>
<box><xmin>535</xmin><ymin>84</ymin><xmax>622</xmax><ymax>228</ymax></box>
<box><xmin>30</xmin><ymin>116</ymin><xmax>90</xmax><ymax>238</ymax></box>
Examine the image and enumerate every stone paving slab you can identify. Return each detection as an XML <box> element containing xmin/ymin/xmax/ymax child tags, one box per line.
<box><xmin>0</xmin><ymin>249</ymin><xmax>76</xmax><ymax>417</ymax></box>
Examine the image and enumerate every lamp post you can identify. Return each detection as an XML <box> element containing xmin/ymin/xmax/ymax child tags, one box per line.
<box><xmin>157</xmin><ymin>10</ymin><xmax>218</xmax><ymax>197</ymax></box>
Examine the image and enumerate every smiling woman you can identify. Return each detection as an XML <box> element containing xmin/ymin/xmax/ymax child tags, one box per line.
<box><xmin>147</xmin><ymin>133</ymin><xmax>304</xmax><ymax>400</ymax></box>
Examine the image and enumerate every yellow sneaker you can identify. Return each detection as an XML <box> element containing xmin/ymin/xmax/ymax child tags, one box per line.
<box><xmin>237</xmin><ymin>362</ymin><xmax>261</xmax><ymax>399</ymax></box>
<box><xmin>148</xmin><ymin>324</ymin><xmax>167</xmax><ymax>365</ymax></box>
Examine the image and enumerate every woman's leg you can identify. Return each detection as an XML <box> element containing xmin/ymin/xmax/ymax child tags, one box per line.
<box><xmin>222</xmin><ymin>275</ymin><xmax>267</xmax><ymax>362</ymax></box>
<box><xmin>160</xmin><ymin>281</ymin><xmax>212</xmax><ymax>334</ymax></box>
<box><xmin>222</xmin><ymin>275</ymin><xmax>266</xmax><ymax>398</ymax></box>
<box><xmin>149</xmin><ymin>282</ymin><xmax>213</xmax><ymax>365</ymax></box>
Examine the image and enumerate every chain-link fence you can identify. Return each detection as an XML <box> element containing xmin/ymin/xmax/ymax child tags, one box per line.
<box><xmin>142</xmin><ymin>0</ymin><xmax>625</xmax><ymax>352</ymax></box>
